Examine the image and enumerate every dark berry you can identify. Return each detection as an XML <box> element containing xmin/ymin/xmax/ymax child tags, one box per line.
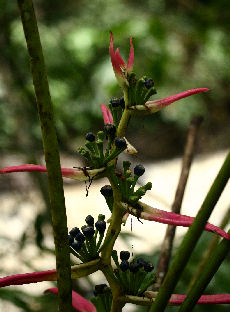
<box><xmin>120</xmin><ymin>260</ymin><xmax>129</xmax><ymax>272</ymax></box>
<box><xmin>104</xmin><ymin>124</ymin><xmax>116</xmax><ymax>137</ymax></box>
<box><xmin>95</xmin><ymin>220</ymin><xmax>106</xmax><ymax>233</ymax></box>
<box><xmin>69</xmin><ymin>227</ymin><xmax>80</xmax><ymax>237</ymax></box>
<box><xmin>144</xmin><ymin>78</ymin><xmax>154</xmax><ymax>89</ymax></box>
<box><xmin>110</xmin><ymin>97</ymin><xmax>120</xmax><ymax>107</ymax></box>
<box><xmin>75</xmin><ymin>232</ymin><xmax>85</xmax><ymax>243</ymax></box>
<box><xmin>136</xmin><ymin>257</ymin><xmax>146</xmax><ymax>268</ymax></box>
<box><xmin>82</xmin><ymin>226</ymin><xmax>95</xmax><ymax>238</ymax></box>
<box><xmin>120</xmin><ymin>251</ymin><xmax>130</xmax><ymax>261</ymax></box>
<box><xmin>68</xmin><ymin>235</ymin><xmax>74</xmax><ymax>245</ymax></box>
<box><xmin>119</xmin><ymin>97</ymin><xmax>125</xmax><ymax>108</ymax></box>
<box><xmin>71</xmin><ymin>241</ymin><xmax>82</xmax><ymax>251</ymax></box>
<box><xmin>100</xmin><ymin>185</ymin><xmax>113</xmax><ymax>197</ymax></box>
<box><xmin>144</xmin><ymin>262</ymin><xmax>154</xmax><ymax>272</ymax></box>
<box><xmin>115</xmin><ymin>137</ymin><xmax>127</xmax><ymax>149</ymax></box>
<box><xmin>85</xmin><ymin>215</ymin><xmax>94</xmax><ymax>226</ymax></box>
<box><xmin>134</xmin><ymin>164</ymin><xmax>145</xmax><ymax>177</ymax></box>
<box><xmin>94</xmin><ymin>284</ymin><xmax>108</xmax><ymax>296</ymax></box>
<box><xmin>85</xmin><ymin>132</ymin><xmax>95</xmax><ymax>142</ymax></box>
<box><xmin>129</xmin><ymin>263</ymin><xmax>139</xmax><ymax>273</ymax></box>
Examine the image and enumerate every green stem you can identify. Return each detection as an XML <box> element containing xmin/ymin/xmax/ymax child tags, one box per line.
<box><xmin>17</xmin><ymin>1</ymin><xmax>72</xmax><ymax>311</ymax></box>
<box><xmin>178</xmin><ymin>229</ymin><xmax>230</xmax><ymax>312</ymax></box>
<box><xmin>150</xmin><ymin>150</ymin><xmax>230</xmax><ymax>312</ymax></box>
<box><xmin>187</xmin><ymin>206</ymin><xmax>230</xmax><ymax>292</ymax></box>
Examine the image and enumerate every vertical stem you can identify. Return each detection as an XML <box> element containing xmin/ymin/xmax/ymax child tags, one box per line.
<box><xmin>155</xmin><ymin>116</ymin><xmax>203</xmax><ymax>289</ymax></box>
<box><xmin>187</xmin><ymin>206</ymin><xmax>230</xmax><ymax>292</ymax></box>
<box><xmin>150</xmin><ymin>150</ymin><xmax>230</xmax><ymax>312</ymax></box>
<box><xmin>17</xmin><ymin>1</ymin><xmax>72</xmax><ymax>311</ymax></box>
<box><xmin>178</xmin><ymin>229</ymin><xmax>230</xmax><ymax>312</ymax></box>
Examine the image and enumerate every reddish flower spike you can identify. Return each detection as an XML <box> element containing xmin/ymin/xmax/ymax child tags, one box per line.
<box><xmin>0</xmin><ymin>164</ymin><xmax>105</xmax><ymax>181</ymax></box>
<box><xmin>100</xmin><ymin>104</ymin><xmax>113</xmax><ymax>124</ymax></box>
<box><xmin>45</xmin><ymin>288</ymin><xmax>96</xmax><ymax>312</ymax></box>
<box><xmin>109</xmin><ymin>32</ymin><xmax>134</xmax><ymax>86</ymax></box>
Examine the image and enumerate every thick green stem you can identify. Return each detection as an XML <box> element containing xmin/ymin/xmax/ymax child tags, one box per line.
<box><xmin>178</xmin><ymin>229</ymin><xmax>230</xmax><ymax>312</ymax></box>
<box><xmin>17</xmin><ymin>1</ymin><xmax>72</xmax><ymax>311</ymax></box>
<box><xmin>187</xmin><ymin>206</ymin><xmax>230</xmax><ymax>292</ymax></box>
<box><xmin>150</xmin><ymin>150</ymin><xmax>230</xmax><ymax>312</ymax></box>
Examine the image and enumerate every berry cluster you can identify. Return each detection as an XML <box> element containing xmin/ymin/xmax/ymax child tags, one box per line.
<box><xmin>69</xmin><ymin>214</ymin><xmax>106</xmax><ymax>262</ymax></box>
<box><xmin>127</xmin><ymin>73</ymin><xmax>156</xmax><ymax>107</ymax></box>
<box><xmin>112</xmin><ymin>250</ymin><xmax>156</xmax><ymax>296</ymax></box>
<box><xmin>91</xmin><ymin>284</ymin><xmax>112</xmax><ymax>312</ymax></box>
<box><xmin>78</xmin><ymin>129</ymin><xmax>127</xmax><ymax>169</ymax></box>
<box><xmin>108</xmin><ymin>97</ymin><xmax>125</xmax><ymax>127</ymax></box>
<box><xmin>100</xmin><ymin>162</ymin><xmax>152</xmax><ymax>211</ymax></box>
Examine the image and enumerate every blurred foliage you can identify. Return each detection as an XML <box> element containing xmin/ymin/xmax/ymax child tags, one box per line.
<box><xmin>1</xmin><ymin>0</ymin><xmax>230</xmax><ymax>311</ymax></box>
<box><xmin>1</xmin><ymin>0</ymin><xmax>230</xmax><ymax>159</ymax></box>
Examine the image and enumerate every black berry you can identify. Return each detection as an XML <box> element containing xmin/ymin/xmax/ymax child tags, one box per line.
<box><xmin>85</xmin><ymin>215</ymin><xmax>94</xmax><ymax>226</ymax></box>
<box><xmin>104</xmin><ymin>124</ymin><xmax>116</xmax><ymax>137</ymax></box>
<box><xmin>120</xmin><ymin>260</ymin><xmax>129</xmax><ymax>272</ymax></box>
<box><xmin>129</xmin><ymin>263</ymin><xmax>139</xmax><ymax>273</ymax></box>
<box><xmin>82</xmin><ymin>226</ymin><xmax>95</xmax><ymax>238</ymax></box>
<box><xmin>75</xmin><ymin>232</ymin><xmax>85</xmax><ymax>243</ymax></box>
<box><xmin>136</xmin><ymin>257</ymin><xmax>146</xmax><ymax>268</ymax></box>
<box><xmin>85</xmin><ymin>132</ymin><xmax>95</xmax><ymax>142</ymax></box>
<box><xmin>100</xmin><ymin>185</ymin><xmax>113</xmax><ymax>197</ymax></box>
<box><xmin>120</xmin><ymin>251</ymin><xmax>130</xmax><ymax>261</ymax></box>
<box><xmin>69</xmin><ymin>227</ymin><xmax>80</xmax><ymax>237</ymax></box>
<box><xmin>134</xmin><ymin>164</ymin><xmax>145</xmax><ymax>177</ymax></box>
<box><xmin>144</xmin><ymin>78</ymin><xmax>154</xmax><ymax>89</ymax></box>
<box><xmin>144</xmin><ymin>262</ymin><xmax>154</xmax><ymax>272</ymax></box>
<box><xmin>94</xmin><ymin>284</ymin><xmax>108</xmax><ymax>296</ymax></box>
<box><xmin>110</xmin><ymin>97</ymin><xmax>120</xmax><ymax>107</ymax></box>
<box><xmin>115</xmin><ymin>137</ymin><xmax>127</xmax><ymax>149</ymax></box>
<box><xmin>71</xmin><ymin>241</ymin><xmax>82</xmax><ymax>251</ymax></box>
<box><xmin>95</xmin><ymin>220</ymin><xmax>106</xmax><ymax>233</ymax></box>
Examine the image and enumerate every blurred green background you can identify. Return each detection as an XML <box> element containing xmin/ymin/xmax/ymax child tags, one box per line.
<box><xmin>0</xmin><ymin>0</ymin><xmax>230</xmax><ymax>311</ymax></box>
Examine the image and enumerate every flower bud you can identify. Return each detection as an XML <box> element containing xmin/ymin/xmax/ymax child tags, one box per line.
<box><xmin>71</xmin><ymin>241</ymin><xmax>82</xmax><ymax>251</ymax></box>
<box><xmin>104</xmin><ymin>124</ymin><xmax>116</xmax><ymax>137</ymax></box>
<box><xmin>100</xmin><ymin>185</ymin><xmax>113</xmax><ymax>197</ymax></box>
<box><xmin>82</xmin><ymin>226</ymin><xmax>95</xmax><ymax>238</ymax></box>
<box><xmin>110</xmin><ymin>97</ymin><xmax>120</xmax><ymax>107</ymax></box>
<box><xmin>120</xmin><ymin>250</ymin><xmax>130</xmax><ymax>261</ymax></box>
<box><xmin>85</xmin><ymin>215</ymin><xmax>94</xmax><ymax>226</ymax></box>
<box><xmin>144</xmin><ymin>78</ymin><xmax>154</xmax><ymax>89</ymax></box>
<box><xmin>129</xmin><ymin>262</ymin><xmax>139</xmax><ymax>273</ymax></box>
<box><xmin>144</xmin><ymin>262</ymin><xmax>154</xmax><ymax>272</ymax></box>
<box><xmin>115</xmin><ymin>137</ymin><xmax>127</xmax><ymax>149</ymax></box>
<box><xmin>120</xmin><ymin>260</ymin><xmax>129</xmax><ymax>272</ymax></box>
<box><xmin>85</xmin><ymin>132</ymin><xmax>96</xmax><ymax>142</ymax></box>
<box><xmin>69</xmin><ymin>227</ymin><xmax>80</xmax><ymax>237</ymax></box>
<box><xmin>134</xmin><ymin>164</ymin><xmax>145</xmax><ymax>177</ymax></box>
<box><xmin>75</xmin><ymin>232</ymin><xmax>85</xmax><ymax>243</ymax></box>
<box><xmin>95</xmin><ymin>220</ymin><xmax>106</xmax><ymax>233</ymax></box>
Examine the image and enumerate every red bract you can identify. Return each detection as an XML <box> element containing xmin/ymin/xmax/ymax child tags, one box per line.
<box><xmin>121</xmin><ymin>202</ymin><xmax>230</xmax><ymax>241</ymax></box>
<box><xmin>130</xmin><ymin>88</ymin><xmax>210</xmax><ymax>113</ymax></box>
<box><xmin>109</xmin><ymin>32</ymin><xmax>134</xmax><ymax>87</ymax></box>
<box><xmin>0</xmin><ymin>165</ymin><xmax>105</xmax><ymax>181</ymax></box>
<box><xmin>45</xmin><ymin>288</ymin><xmax>96</xmax><ymax>312</ymax></box>
<box><xmin>100</xmin><ymin>104</ymin><xmax>113</xmax><ymax>124</ymax></box>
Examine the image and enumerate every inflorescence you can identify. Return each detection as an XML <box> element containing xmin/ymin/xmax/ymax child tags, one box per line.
<box><xmin>100</xmin><ymin>161</ymin><xmax>152</xmax><ymax>212</ymax></box>
<box><xmin>112</xmin><ymin>250</ymin><xmax>156</xmax><ymax>296</ymax></box>
<box><xmin>69</xmin><ymin>214</ymin><xmax>107</xmax><ymax>262</ymax></box>
<box><xmin>78</xmin><ymin>129</ymin><xmax>127</xmax><ymax>169</ymax></box>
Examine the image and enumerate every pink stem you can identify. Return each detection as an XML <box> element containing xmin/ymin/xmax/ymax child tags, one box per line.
<box><xmin>169</xmin><ymin>294</ymin><xmax>230</xmax><ymax>305</ymax></box>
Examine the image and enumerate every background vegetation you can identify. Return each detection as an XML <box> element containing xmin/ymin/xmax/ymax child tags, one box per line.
<box><xmin>0</xmin><ymin>0</ymin><xmax>230</xmax><ymax>311</ymax></box>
